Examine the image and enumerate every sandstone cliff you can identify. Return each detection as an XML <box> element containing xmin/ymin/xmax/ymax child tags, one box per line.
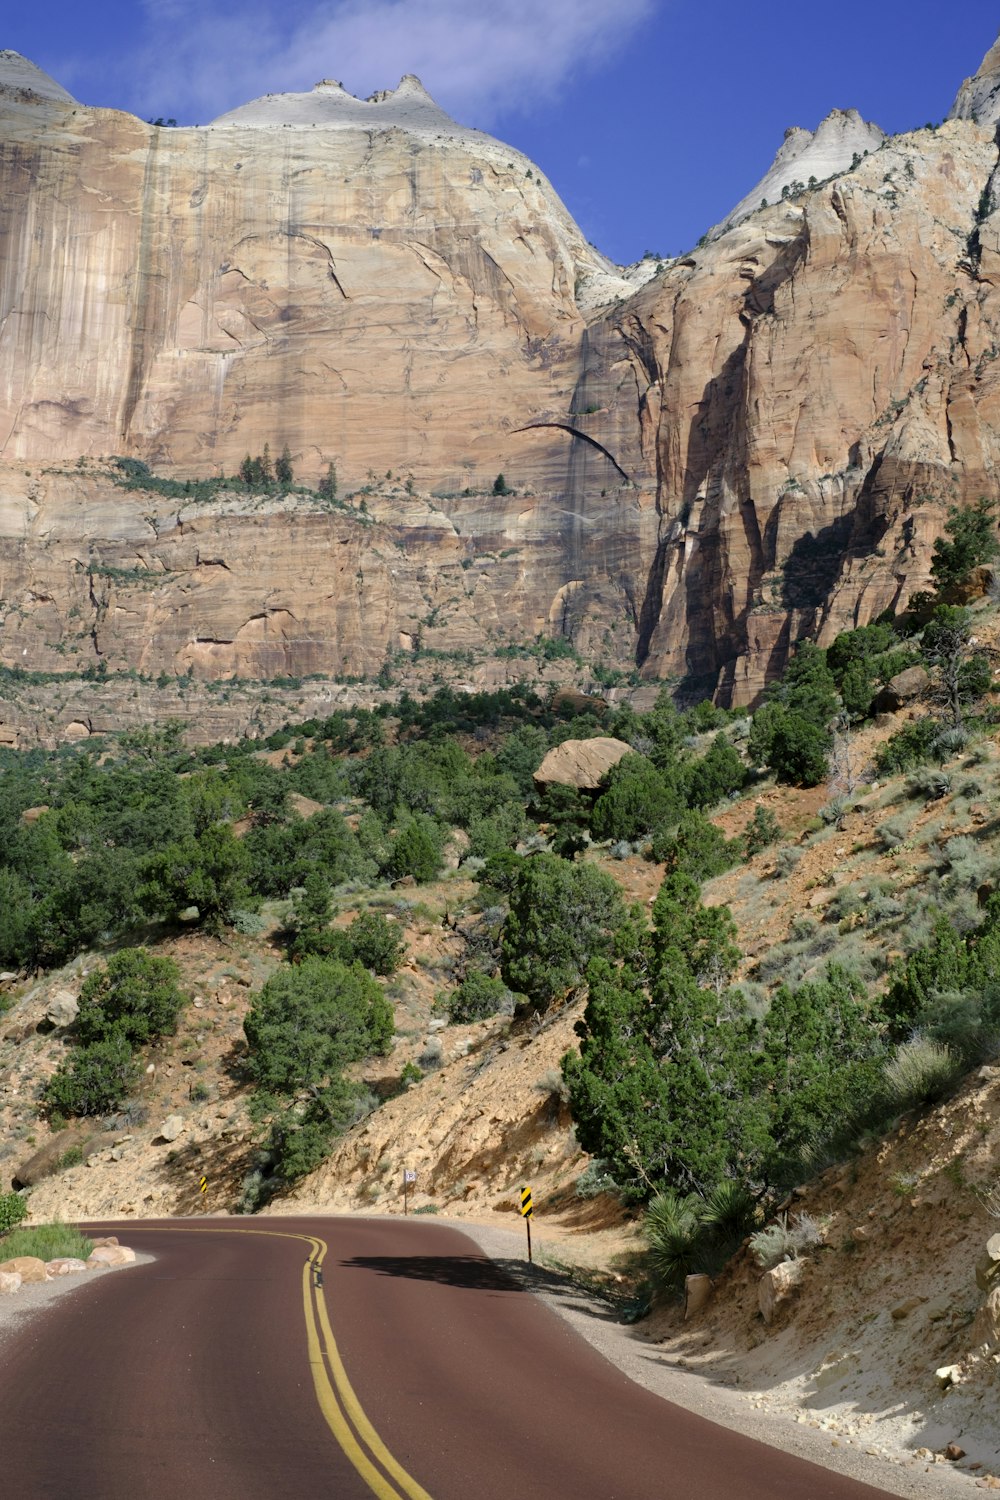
<box><xmin>2</xmin><ymin>42</ymin><xmax>1000</xmax><ymax>715</ymax></box>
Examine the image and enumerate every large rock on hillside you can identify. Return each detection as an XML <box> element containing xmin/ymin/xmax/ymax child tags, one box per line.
<box><xmin>533</xmin><ymin>737</ymin><xmax>633</xmax><ymax>791</ymax></box>
<box><xmin>12</xmin><ymin>1127</ymin><xmax>105</xmax><ymax>1188</ymax></box>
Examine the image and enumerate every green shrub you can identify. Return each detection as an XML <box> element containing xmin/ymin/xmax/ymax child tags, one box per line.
<box><xmin>649</xmin><ymin>809</ymin><xmax>738</xmax><ymax>880</ymax></box>
<box><xmin>43</xmin><ymin>1035</ymin><xmax>141</xmax><ymax>1118</ymax></box>
<box><xmin>342</xmin><ymin>910</ymin><xmax>406</xmax><ymax>975</ymax></box>
<box><xmin>574</xmin><ymin>1159</ymin><xmax>619</xmax><ymax>1199</ymax></box>
<box><xmin>884</xmin><ymin>1037</ymin><xmax>963</xmax><ymax>1109</ymax></box>
<box><xmin>447</xmin><ymin>972</ymin><xmax>514</xmax><ymax>1023</ymax></box>
<box><xmin>742</xmin><ymin>805</ymin><xmax>781</xmax><ymax>858</ymax></box>
<box><xmin>76</xmin><ymin>948</ymin><xmax>187</xmax><ymax>1048</ymax></box>
<box><xmin>644</xmin><ymin>1190</ymin><xmax>705</xmax><ymax>1290</ymax></box>
<box><xmin>244</xmin><ymin>956</ymin><xmax>393</xmax><ymax>1096</ymax></box>
<box><xmin>874</xmin><ymin>718</ymin><xmax>937</xmax><ymax>776</ymax></box>
<box><xmin>0</xmin><ymin>1190</ymin><xmax>28</xmax><ymax>1236</ymax></box>
<box><xmin>749</xmin><ymin>1211</ymin><xmax>824</xmax><ymax>1269</ymax></box>
<box><xmin>388</xmin><ymin>814</ymin><xmax>446</xmax><ymax>883</ymax></box>
<box><xmin>930</xmin><ymin>497</ymin><xmax>999</xmax><ymax>592</ymax></box>
<box><xmin>499</xmin><ymin>853</ymin><xmax>627</xmax><ymax>1009</ymax></box>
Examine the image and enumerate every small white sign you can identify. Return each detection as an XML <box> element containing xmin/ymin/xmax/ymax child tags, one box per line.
<box><xmin>403</xmin><ymin>1170</ymin><xmax>417</xmax><ymax>1184</ymax></box>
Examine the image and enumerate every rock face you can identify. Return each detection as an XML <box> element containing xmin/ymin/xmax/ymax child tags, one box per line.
<box><xmin>708</xmin><ymin>109</ymin><xmax>886</xmax><ymax>239</ymax></box>
<box><xmin>949</xmin><ymin>35</ymin><xmax>1000</xmax><ymax>128</ymax></box>
<box><xmin>1</xmin><ymin>44</ymin><xmax>1000</xmax><ymax>713</ymax></box>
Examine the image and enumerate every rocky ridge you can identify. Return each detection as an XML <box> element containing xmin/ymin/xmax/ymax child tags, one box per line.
<box><xmin>3</xmin><ymin>40</ymin><xmax>1000</xmax><ymax>715</ymax></box>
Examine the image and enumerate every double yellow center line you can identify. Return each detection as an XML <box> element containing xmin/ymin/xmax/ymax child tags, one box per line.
<box><xmin>123</xmin><ymin>1224</ymin><xmax>433</xmax><ymax>1500</ymax></box>
<box><xmin>299</xmin><ymin>1232</ymin><xmax>433</xmax><ymax>1500</ymax></box>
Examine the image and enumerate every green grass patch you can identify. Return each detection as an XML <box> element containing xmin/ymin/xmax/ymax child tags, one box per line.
<box><xmin>0</xmin><ymin>1223</ymin><xmax>94</xmax><ymax>1262</ymax></box>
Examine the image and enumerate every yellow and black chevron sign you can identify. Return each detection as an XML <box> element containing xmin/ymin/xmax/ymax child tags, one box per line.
<box><xmin>520</xmin><ymin>1185</ymin><xmax>533</xmax><ymax>1219</ymax></box>
<box><xmin>198</xmin><ymin>1174</ymin><xmax>208</xmax><ymax>1195</ymax></box>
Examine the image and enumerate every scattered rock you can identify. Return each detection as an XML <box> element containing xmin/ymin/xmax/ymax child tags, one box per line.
<box><xmin>0</xmin><ymin>1256</ymin><xmax>47</xmax><ymax>1283</ymax></box>
<box><xmin>876</xmin><ymin>666</ymin><xmax>930</xmax><ymax>712</ymax></box>
<box><xmin>891</xmin><ymin>1296</ymin><xmax>926</xmax><ymax>1321</ymax></box>
<box><xmin>683</xmin><ymin>1274</ymin><xmax>713</xmax><ymax>1320</ymax></box>
<box><xmin>86</xmin><ymin>1245</ymin><xmax>136</xmax><ymax>1268</ymax></box>
<box><xmin>45</xmin><ymin>1258</ymin><xmax>88</xmax><ymax>1276</ymax></box>
<box><xmin>935</xmin><ymin>1365</ymin><xmax>963</xmax><ymax>1389</ymax></box>
<box><xmin>43</xmin><ymin>988</ymin><xmax>78</xmax><ymax>1029</ymax></box>
<box><xmin>759</xmin><ymin>1259</ymin><xmax>805</xmax><ymax>1324</ymax></box>
<box><xmin>178</xmin><ymin>906</ymin><xmax>200</xmax><ymax>923</ymax></box>
<box><xmin>0</xmin><ymin>1271</ymin><xmax>22</xmax><ymax>1296</ymax></box>
<box><xmin>947</xmin><ymin>1444</ymin><xmax>967</xmax><ymax>1461</ymax></box>
<box><xmin>157</xmin><ymin>1114</ymin><xmax>185</xmax><ymax>1143</ymax></box>
<box><xmin>90</xmin><ymin>1236</ymin><xmax>118</xmax><ymax>1248</ymax></box>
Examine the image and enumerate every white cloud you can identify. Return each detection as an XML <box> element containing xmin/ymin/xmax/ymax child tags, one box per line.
<box><xmin>131</xmin><ymin>0</ymin><xmax>654</xmax><ymax>126</ymax></box>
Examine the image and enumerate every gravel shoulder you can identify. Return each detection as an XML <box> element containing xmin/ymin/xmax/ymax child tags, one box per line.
<box><xmin>438</xmin><ymin>1219</ymin><xmax>975</xmax><ymax>1500</ymax></box>
<box><xmin>0</xmin><ymin>1255</ymin><xmax>152</xmax><ymax>1350</ymax></box>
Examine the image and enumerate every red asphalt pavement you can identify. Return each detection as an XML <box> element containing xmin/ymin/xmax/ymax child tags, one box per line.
<box><xmin>0</xmin><ymin>1216</ymin><xmax>901</xmax><ymax>1500</ymax></box>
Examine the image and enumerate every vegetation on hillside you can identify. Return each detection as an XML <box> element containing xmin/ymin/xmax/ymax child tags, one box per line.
<box><xmin>3</xmin><ymin>497</ymin><xmax>1000</xmax><ymax>1242</ymax></box>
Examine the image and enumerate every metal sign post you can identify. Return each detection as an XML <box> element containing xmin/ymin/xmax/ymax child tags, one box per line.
<box><xmin>403</xmin><ymin>1168</ymin><xmax>416</xmax><ymax>1215</ymax></box>
<box><xmin>520</xmin><ymin>1185</ymin><xmax>533</xmax><ymax>1263</ymax></box>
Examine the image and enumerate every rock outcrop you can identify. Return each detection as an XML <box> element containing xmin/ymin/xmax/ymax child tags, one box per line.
<box><xmin>1</xmin><ymin>41</ymin><xmax>1000</xmax><ymax>717</ymax></box>
<box><xmin>708</xmin><ymin>109</ymin><xmax>886</xmax><ymax>239</ymax></box>
<box><xmin>949</xmin><ymin>34</ymin><xmax>1000</xmax><ymax>128</ymax></box>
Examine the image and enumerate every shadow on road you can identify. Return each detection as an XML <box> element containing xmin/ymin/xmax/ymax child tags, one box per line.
<box><xmin>338</xmin><ymin>1253</ymin><xmax>624</xmax><ymax>1322</ymax></box>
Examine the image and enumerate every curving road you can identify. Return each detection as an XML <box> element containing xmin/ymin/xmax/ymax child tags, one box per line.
<box><xmin>0</xmin><ymin>1217</ymin><xmax>898</xmax><ymax>1500</ymax></box>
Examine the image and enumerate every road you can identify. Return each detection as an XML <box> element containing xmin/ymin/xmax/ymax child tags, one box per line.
<box><xmin>0</xmin><ymin>1216</ymin><xmax>899</xmax><ymax>1500</ymax></box>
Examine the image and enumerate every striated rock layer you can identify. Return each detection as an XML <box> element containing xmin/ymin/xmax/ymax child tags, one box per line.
<box><xmin>2</xmin><ymin>45</ymin><xmax>1000</xmax><ymax>718</ymax></box>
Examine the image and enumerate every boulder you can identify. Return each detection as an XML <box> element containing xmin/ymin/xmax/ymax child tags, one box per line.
<box><xmin>12</xmin><ymin>1127</ymin><xmax>105</xmax><ymax>1188</ymax></box>
<box><xmin>43</xmin><ymin>988</ymin><xmax>79</xmax><ymax>1029</ymax></box>
<box><xmin>975</xmin><ymin>1233</ymin><xmax>1000</xmax><ymax>1292</ymax></box>
<box><xmin>876</xmin><ymin>666</ymin><xmax>930</xmax><ymax>712</ymax></box>
<box><xmin>90</xmin><ymin>1236</ymin><xmax>119</xmax><ymax>1248</ymax></box>
<box><xmin>86</xmin><ymin>1245</ymin><xmax>136</xmax><ymax>1268</ymax></box>
<box><xmin>157</xmin><ymin>1114</ymin><xmax>185</xmax><ymax>1143</ymax></box>
<box><xmin>683</xmin><ymin>1274</ymin><xmax>713</xmax><ymax>1320</ymax></box>
<box><xmin>533</xmin><ymin>737</ymin><xmax>633</xmax><ymax>792</ymax></box>
<box><xmin>758</xmin><ymin>1258</ymin><xmax>805</xmax><ymax>1324</ymax></box>
<box><xmin>890</xmin><ymin>1296</ymin><xmax>925</xmax><ymax>1321</ymax></box>
<box><xmin>0</xmin><ymin>1255</ymin><xmax>47</xmax><ymax>1283</ymax></box>
<box><xmin>0</xmin><ymin>1271</ymin><xmax>22</xmax><ymax>1296</ymax></box>
<box><xmin>45</xmin><ymin>1257</ymin><xmax>88</xmax><ymax>1276</ymax></box>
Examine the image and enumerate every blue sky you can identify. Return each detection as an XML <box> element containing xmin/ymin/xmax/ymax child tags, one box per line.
<box><xmin>6</xmin><ymin>2</ymin><xmax>998</xmax><ymax>263</ymax></box>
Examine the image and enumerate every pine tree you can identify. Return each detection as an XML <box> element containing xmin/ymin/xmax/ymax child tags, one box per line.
<box><xmin>275</xmin><ymin>444</ymin><xmax>294</xmax><ymax>488</ymax></box>
<box><xmin>318</xmin><ymin>462</ymin><xmax>338</xmax><ymax>502</ymax></box>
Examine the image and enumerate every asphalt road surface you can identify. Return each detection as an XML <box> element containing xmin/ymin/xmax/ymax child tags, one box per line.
<box><xmin>0</xmin><ymin>1216</ymin><xmax>899</xmax><ymax>1500</ymax></box>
